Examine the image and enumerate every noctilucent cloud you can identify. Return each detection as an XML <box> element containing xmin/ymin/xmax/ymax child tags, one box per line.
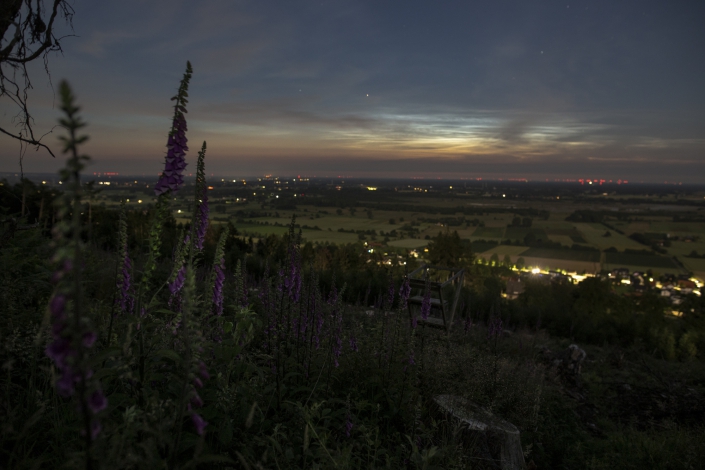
<box><xmin>2</xmin><ymin>0</ymin><xmax>704</xmax><ymax>182</ymax></box>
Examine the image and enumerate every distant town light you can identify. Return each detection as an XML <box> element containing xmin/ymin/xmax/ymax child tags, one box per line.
<box><xmin>138</xmin><ymin>200</ymin><xmax>143</xmax><ymax>204</ymax></box>
<box><xmin>531</xmin><ymin>268</ymin><xmax>540</xmax><ymax>274</ymax></box>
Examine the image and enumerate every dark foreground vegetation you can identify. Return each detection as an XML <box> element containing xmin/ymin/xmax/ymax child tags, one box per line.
<box><xmin>1</xmin><ymin>65</ymin><xmax>705</xmax><ymax>469</ymax></box>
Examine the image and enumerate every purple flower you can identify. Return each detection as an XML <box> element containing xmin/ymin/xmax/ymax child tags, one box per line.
<box><xmin>190</xmin><ymin>392</ymin><xmax>204</xmax><ymax>408</ymax></box>
<box><xmin>118</xmin><ymin>253</ymin><xmax>134</xmax><ymax>315</ymax></box>
<box><xmin>154</xmin><ymin>113</ymin><xmax>189</xmax><ymax>196</ymax></box>
<box><xmin>198</xmin><ymin>361</ymin><xmax>210</xmax><ymax>380</ymax></box>
<box><xmin>399</xmin><ymin>278</ymin><xmax>411</xmax><ymax>309</ymax></box>
<box><xmin>90</xmin><ymin>420</ymin><xmax>102</xmax><ymax>440</ymax></box>
<box><xmin>328</xmin><ymin>285</ymin><xmax>338</xmax><ymax>306</ymax></box>
<box><xmin>82</xmin><ymin>331</ymin><xmax>97</xmax><ymax>348</ymax></box>
<box><xmin>421</xmin><ymin>287</ymin><xmax>431</xmax><ymax>320</ymax></box>
<box><xmin>349</xmin><ymin>335</ymin><xmax>358</xmax><ymax>352</ymax></box>
<box><xmin>193</xmin><ymin>377</ymin><xmax>203</xmax><ymax>389</ymax></box>
<box><xmin>386</xmin><ymin>279</ymin><xmax>395</xmax><ymax>309</ymax></box>
<box><xmin>286</xmin><ymin>251</ymin><xmax>302</xmax><ymax>303</ymax></box>
<box><xmin>344</xmin><ymin>415</ymin><xmax>353</xmax><ymax>437</ymax></box>
<box><xmin>195</xmin><ymin>186</ymin><xmax>209</xmax><ymax>250</ymax></box>
<box><xmin>46</xmin><ymin>337</ymin><xmax>73</xmax><ymax>369</ymax></box>
<box><xmin>169</xmin><ymin>265</ymin><xmax>187</xmax><ymax>295</ymax></box>
<box><xmin>212</xmin><ymin>259</ymin><xmax>225</xmax><ymax>316</ymax></box>
<box><xmin>293</xmin><ymin>270</ymin><xmax>302</xmax><ymax>302</ymax></box>
<box><xmin>50</xmin><ymin>295</ymin><xmax>66</xmax><ymax>318</ymax></box>
<box><xmin>50</xmin><ymin>260</ymin><xmax>73</xmax><ymax>285</ymax></box>
<box><xmin>56</xmin><ymin>369</ymin><xmax>78</xmax><ymax>397</ymax></box>
<box><xmin>487</xmin><ymin>317</ymin><xmax>503</xmax><ymax>340</ymax></box>
<box><xmin>88</xmin><ymin>390</ymin><xmax>107</xmax><ymax>413</ymax></box>
<box><xmin>191</xmin><ymin>412</ymin><xmax>208</xmax><ymax>436</ymax></box>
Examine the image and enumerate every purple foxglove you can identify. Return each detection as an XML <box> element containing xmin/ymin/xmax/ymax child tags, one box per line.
<box><xmin>344</xmin><ymin>415</ymin><xmax>353</xmax><ymax>437</ymax></box>
<box><xmin>169</xmin><ymin>265</ymin><xmax>187</xmax><ymax>296</ymax></box>
<box><xmin>191</xmin><ymin>412</ymin><xmax>208</xmax><ymax>435</ymax></box>
<box><xmin>198</xmin><ymin>361</ymin><xmax>210</xmax><ymax>380</ymax></box>
<box><xmin>88</xmin><ymin>390</ymin><xmax>107</xmax><ymax>413</ymax></box>
<box><xmin>82</xmin><ymin>331</ymin><xmax>97</xmax><ymax>348</ymax></box>
<box><xmin>487</xmin><ymin>317</ymin><xmax>503</xmax><ymax>340</ymax></box>
<box><xmin>118</xmin><ymin>253</ymin><xmax>134</xmax><ymax>315</ymax></box>
<box><xmin>190</xmin><ymin>392</ymin><xmax>204</xmax><ymax>408</ymax></box>
<box><xmin>349</xmin><ymin>335</ymin><xmax>358</xmax><ymax>352</ymax></box>
<box><xmin>154</xmin><ymin>113</ymin><xmax>189</xmax><ymax>196</ymax></box>
<box><xmin>212</xmin><ymin>259</ymin><xmax>225</xmax><ymax>316</ymax></box>
<box><xmin>421</xmin><ymin>288</ymin><xmax>431</xmax><ymax>320</ymax></box>
<box><xmin>399</xmin><ymin>278</ymin><xmax>411</xmax><ymax>309</ymax></box>
<box><xmin>386</xmin><ymin>279</ymin><xmax>395</xmax><ymax>309</ymax></box>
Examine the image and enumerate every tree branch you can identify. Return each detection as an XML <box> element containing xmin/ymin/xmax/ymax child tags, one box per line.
<box><xmin>0</xmin><ymin>125</ymin><xmax>57</xmax><ymax>157</ymax></box>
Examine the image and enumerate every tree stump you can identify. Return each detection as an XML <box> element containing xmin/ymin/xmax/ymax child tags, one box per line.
<box><xmin>433</xmin><ymin>395</ymin><xmax>526</xmax><ymax>470</ymax></box>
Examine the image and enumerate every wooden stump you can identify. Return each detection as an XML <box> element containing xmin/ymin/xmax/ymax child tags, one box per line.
<box><xmin>433</xmin><ymin>395</ymin><xmax>526</xmax><ymax>470</ymax></box>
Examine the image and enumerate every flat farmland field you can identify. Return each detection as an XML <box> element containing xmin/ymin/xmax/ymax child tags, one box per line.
<box><xmin>471</xmin><ymin>241</ymin><xmax>500</xmax><ymax>253</ymax></box>
<box><xmin>548</xmin><ymin>235</ymin><xmax>576</xmax><ymax>246</ymax></box>
<box><xmin>235</xmin><ymin>223</ymin><xmax>290</xmax><ymax>237</ymax></box>
<box><xmin>386</xmin><ymin>238</ymin><xmax>428</xmax><ymax>249</ymax></box>
<box><xmin>522</xmin><ymin>248</ymin><xmax>601</xmax><ymax>263</ymax></box>
<box><xmin>624</xmin><ymin>221</ymin><xmax>651</xmax><ymax>233</ymax></box>
<box><xmin>505</xmin><ymin>227</ymin><xmax>548</xmax><ymax>241</ymax></box>
<box><xmin>544</xmin><ymin>227</ymin><xmax>583</xmax><ymax>236</ymax></box>
<box><xmin>300</xmin><ymin>230</ymin><xmax>360</xmax><ymax>244</ymax></box>
<box><xmin>471</xmin><ymin>226</ymin><xmax>505</xmax><ymax>239</ymax></box>
<box><xmin>480</xmin><ymin>245</ymin><xmax>530</xmax><ymax>256</ymax></box>
<box><xmin>667</xmin><ymin>240</ymin><xmax>705</xmax><ymax>257</ymax></box>
<box><xmin>651</xmin><ymin>222</ymin><xmax>705</xmax><ymax>235</ymax></box>
<box><xmin>604</xmin><ymin>252</ymin><xmax>679</xmax><ymax>269</ymax></box>
<box><xmin>574</xmin><ymin>223</ymin><xmax>645</xmax><ymax>251</ymax></box>
<box><xmin>681</xmin><ymin>258</ymin><xmax>705</xmax><ymax>279</ymax></box>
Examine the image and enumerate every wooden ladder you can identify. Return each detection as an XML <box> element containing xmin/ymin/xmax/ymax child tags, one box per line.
<box><xmin>407</xmin><ymin>264</ymin><xmax>464</xmax><ymax>332</ymax></box>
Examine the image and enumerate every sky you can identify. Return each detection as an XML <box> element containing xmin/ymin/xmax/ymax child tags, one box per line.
<box><xmin>1</xmin><ymin>0</ymin><xmax>704</xmax><ymax>182</ymax></box>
